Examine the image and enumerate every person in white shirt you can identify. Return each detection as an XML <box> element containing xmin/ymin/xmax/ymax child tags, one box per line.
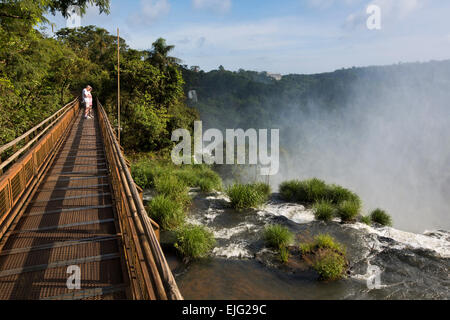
<box><xmin>82</xmin><ymin>85</ymin><xmax>93</xmax><ymax>119</ymax></box>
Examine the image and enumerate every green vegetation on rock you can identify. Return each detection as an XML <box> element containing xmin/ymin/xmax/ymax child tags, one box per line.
<box><xmin>226</xmin><ymin>183</ymin><xmax>271</xmax><ymax>210</ymax></box>
<box><xmin>147</xmin><ymin>195</ymin><xmax>185</xmax><ymax>231</ymax></box>
<box><xmin>264</xmin><ymin>224</ymin><xmax>294</xmax><ymax>250</ymax></box>
<box><xmin>360</xmin><ymin>215</ymin><xmax>372</xmax><ymax>226</ymax></box>
<box><xmin>174</xmin><ymin>224</ymin><xmax>216</xmax><ymax>260</ymax></box>
<box><xmin>370</xmin><ymin>208</ymin><xmax>393</xmax><ymax>226</ymax></box>
<box><xmin>312</xmin><ymin>250</ymin><xmax>347</xmax><ymax>281</ymax></box>
<box><xmin>132</xmin><ymin>160</ymin><xmax>222</xmax><ymax>193</ymax></box>
<box><xmin>279</xmin><ymin>246</ymin><xmax>290</xmax><ymax>264</ymax></box>
<box><xmin>279</xmin><ymin>179</ymin><xmax>360</xmax><ymax>206</ymax></box>
<box><xmin>313</xmin><ymin>200</ymin><xmax>335</xmax><ymax>222</ymax></box>
<box><xmin>299</xmin><ymin>234</ymin><xmax>345</xmax><ymax>255</ymax></box>
<box><xmin>299</xmin><ymin>234</ymin><xmax>347</xmax><ymax>281</ymax></box>
<box><xmin>264</xmin><ymin>224</ymin><xmax>294</xmax><ymax>264</ymax></box>
<box><xmin>133</xmin><ymin>159</ymin><xmax>222</xmax><ymax>256</ymax></box>
<box><xmin>336</xmin><ymin>200</ymin><xmax>361</xmax><ymax>222</ymax></box>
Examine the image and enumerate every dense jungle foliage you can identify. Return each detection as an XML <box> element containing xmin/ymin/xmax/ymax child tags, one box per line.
<box><xmin>0</xmin><ymin>0</ymin><xmax>197</xmax><ymax>155</ymax></box>
<box><xmin>181</xmin><ymin>60</ymin><xmax>450</xmax><ymax>132</ymax></box>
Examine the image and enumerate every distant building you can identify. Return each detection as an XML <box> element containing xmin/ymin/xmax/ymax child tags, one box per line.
<box><xmin>266</xmin><ymin>73</ymin><xmax>283</xmax><ymax>81</ymax></box>
<box><xmin>190</xmin><ymin>66</ymin><xmax>201</xmax><ymax>73</ymax></box>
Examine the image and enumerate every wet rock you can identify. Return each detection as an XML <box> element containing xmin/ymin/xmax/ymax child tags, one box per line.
<box><xmin>255</xmin><ymin>246</ymin><xmax>310</xmax><ymax>274</ymax></box>
<box><xmin>152</xmin><ymin>187</ymin><xmax>450</xmax><ymax>299</ymax></box>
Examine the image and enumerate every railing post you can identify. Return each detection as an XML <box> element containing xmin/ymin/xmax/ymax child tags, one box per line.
<box><xmin>96</xmin><ymin>99</ymin><xmax>181</xmax><ymax>300</ymax></box>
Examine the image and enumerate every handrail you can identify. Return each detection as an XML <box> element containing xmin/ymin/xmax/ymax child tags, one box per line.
<box><xmin>0</xmin><ymin>99</ymin><xmax>79</xmax><ymax>173</ymax></box>
<box><xmin>96</xmin><ymin>98</ymin><xmax>183</xmax><ymax>300</ymax></box>
<box><xmin>0</xmin><ymin>98</ymin><xmax>80</xmax><ymax>240</ymax></box>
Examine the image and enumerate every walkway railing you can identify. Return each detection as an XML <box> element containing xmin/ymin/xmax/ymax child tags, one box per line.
<box><xmin>0</xmin><ymin>99</ymin><xmax>80</xmax><ymax>240</ymax></box>
<box><xmin>97</xmin><ymin>98</ymin><xmax>183</xmax><ymax>300</ymax></box>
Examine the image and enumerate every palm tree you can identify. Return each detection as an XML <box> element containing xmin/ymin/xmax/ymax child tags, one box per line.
<box><xmin>146</xmin><ymin>38</ymin><xmax>181</xmax><ymax>69</ymax></box>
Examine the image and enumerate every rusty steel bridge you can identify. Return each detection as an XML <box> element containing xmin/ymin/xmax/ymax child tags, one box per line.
<box><xmin>0</xmin><ymin>99</ymin><xmax>182</xmax><ymax>300</ymax></box>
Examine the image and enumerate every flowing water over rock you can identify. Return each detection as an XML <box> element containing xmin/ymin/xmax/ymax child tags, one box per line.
<box><xmin>146</xmin><ymin>190</ymin><xmax>450</xmax><ymax>300</ymax></box>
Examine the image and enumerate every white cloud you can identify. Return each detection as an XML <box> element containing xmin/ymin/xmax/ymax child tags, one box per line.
<box><xmin>127</xmin><ymin>16</ymin><xmax>342</xmax><ymax>72</ymax></box>
<box><xmin>308</xmin><ymin>0</ymin><xmax>362</xmax><ymax>9</ymax></box>
<box><xmin>343</xmin><ymin>0</ymin><xmax>427</xmax><ymax>30</ymax></box>
<box><xmin>192</xmin><ymin>0</ymin><xmax>231</xmax><ymax>13</ymax></box>
<box><xmin>69</xmin><ymin>0</ymin><xmax>449</xmax><ymax>74</ymax></box>
<box><xmin>307</xmin><ymin>0</ymin><xmax>335</xmax><ymax>8</ymax></box>
<box><xmin>129</xmin><ymin>0</ymin><xmax>171</xmax><ymax>25</ymax></box>
<box><xmin>131</xmin><ymin>17</ymin><xmax>338</xmax><ymax>52</ymax></box>
<box><xmin>374</xmin><ymin>0</ymin><xmax>424</xmax><ymax>19</ymax></box>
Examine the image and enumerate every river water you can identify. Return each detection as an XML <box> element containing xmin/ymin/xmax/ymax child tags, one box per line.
<box><xmin>146</xmin><ymin>190</ymin><xmax>450</xmax><ymax>300</ymax></box>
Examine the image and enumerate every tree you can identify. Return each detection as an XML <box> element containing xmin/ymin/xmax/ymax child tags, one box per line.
<box><xmin>146</xmin><ymin>38</ymin><xmax>181</xmax><ymax>70</ymax></box>
<box><xmin>0</xmin><ymin>1</ymin><xmax>110</xmax><ymax>144</ymax></box>
<box><xmin>0</xmin><ymin>4</ymin><xmax>198</xmax><ymax>154</ymax></box>
<box><xmin>0</xmin><ymin>0</ymin><xmax>110</xmax><ymax>20</ymax></box>
<box><xmin>47</xmin><ymin>0</ymin><xmax>110</xmax><ymax>17</ymax></box>
<box><xmin>54</xmin><ymin>27</ymin><xmax>197</xmax><ymax>152</ymax></box>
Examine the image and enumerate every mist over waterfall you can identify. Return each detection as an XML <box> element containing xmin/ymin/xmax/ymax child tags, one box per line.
<box><xmin>185</xmin><ymin>60</ymin><xmax>450</xmax><ymax>233</ymax></box>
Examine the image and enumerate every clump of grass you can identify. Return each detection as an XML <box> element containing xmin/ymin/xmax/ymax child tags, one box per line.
<box><xmin>360</xmin><ymin>215</ymin><xmax>372</xmax><ymax>226</ymax></box>
<box><xmin>131</xmin><ymin>161</ymin><xmax>152</xmax><ymax>189</ymax></box>
<box><xmin>312</xmin><ymin>249</ymin><xmax>347</xmax><ymax>281</ymax></box>
<box><xmin>279</xmin><ymin>246</ymin><xmax>289</xmax><ymax>264</ymax></box>
<box><xmin>131</xmin><ymin>160</ymin><xmax>169</xmax><ymax>189</ymax></box>
<box><xmin>254</xmin><ymin>183</ymin><xmax>272</xmax><ymax>198</ymax></box>
<box><xmin>226</xmin><ymin>183</ymin><xmax>270</xmax><ymax>210</ymax></box>
<box><xmin>279</xmin><ymin>180</ymin><xmax>305</xmax><ymax>202</ymax></box>
<box><xmin>279</xmin><ymin>179</ymin><xmax>360</xmax><ymax>206</ymax></box>
<box><xmin>131</xmin><ymin>159</ymin><xmax>223</xmax><ymax>193</ymax></box>
<box><xmin>299</xmin><ymin>242</ymin><xmax>315</xmax><ymax>255</ymax></box>
<box><xmin>175</xmin><ymin>164</ymin><xmax>222</xmax><ymax>192</ymax></box>
<box><xmin>154</xmin><ymin>174</ymin><xmax>187</xmax><ymax>197</ymax></box>
<box><xmin>279</xmin><ymin>179</ymin><xmax>327</xmax><ymax>203</ymax></box>
<box><xmin>300</xmin><ymin>234</ymin><xmax>345</xmax><ymax>255</ymax></box>
<box><xmin>313</xmin><ymin>200</ymin><xmax>335</xmax><ymax>222</ymax></box>
<box><xmin>154</xmin><ymin>175</ymin><xmax>191</xmax><ymax>207</ymax></box>
<box><xmin>305</xmin><ymin>178</ymin><xmax>329</xmax><ymax>202</ymax></box>
<box><xmin>314</xmin><ymin>234</ymin><xmax>346</xmax><ymax>254</ymax></box>
<box><xmin>197</xmin><ymin>178</ymin><xmax>216</xmax><ymax>193</ymax></box>
<box><xmin>263</xmin><ymin>224</ymin><xmax>294</xmax><ymax>249</ymax></box>
<box><xmin>336</xmin><ymin>200</ymin><xmax>361</xmax><ymax>222</ymax></box>
<box><xmin>264</xmin><ymin>224</ymin><xmax>293</xmax><ymax>264</ymax></box>
<box><xmin>326</xmin><ymin>184</ymin><xmax>360</xmax><ymax>205</ymax></box>
<box><xmin>370</xmin><ymin>208</ymin><xmax>393</xmax><ymax>226</ymax></box>
<box><xmin>300</xmin><ymin>234</ymin><xmax>347</xmax><ymax>281</ymax></box>
<box><xmin>147</xmin><ymin>195</ymin><xmax>185</xmax><ymax>230</ymax></box>
<box><xmin>174</xmin><ymin>224</ymin><xmax>216</xmax><ymax>260</ymax></box>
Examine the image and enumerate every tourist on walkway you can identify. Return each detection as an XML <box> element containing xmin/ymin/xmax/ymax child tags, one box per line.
<box><xmin>82</xmin><ymin>85</ymin><xmax>93</xmax><ymax>119</ymax></box>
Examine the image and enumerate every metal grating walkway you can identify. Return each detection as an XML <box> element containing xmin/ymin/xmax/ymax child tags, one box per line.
<box><xmin>0</xmin><ymin>111</ymin><xmax>128</xmax><ymax>300</ymax></box>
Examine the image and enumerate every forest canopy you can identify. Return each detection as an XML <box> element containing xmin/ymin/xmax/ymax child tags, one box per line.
<box><xmin>0</xmin><ymin>0</ymin><xmax>197</xmax><ymax>154</ymax></box>
<box><xmin>181</xmin><ymin>60</ymin><xmax>450</xmax><ymax>132</ymax></box>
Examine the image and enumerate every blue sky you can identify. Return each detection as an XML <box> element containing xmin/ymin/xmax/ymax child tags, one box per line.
<box><xmin>45</xmin><ymin>0</ymin><xmax>450</xmax><ymax>74</ymax></box>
